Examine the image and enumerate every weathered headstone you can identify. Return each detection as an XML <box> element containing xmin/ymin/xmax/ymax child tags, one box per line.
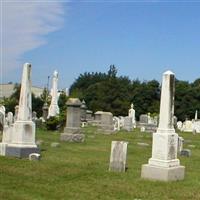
<box><xmin>123</xmin><ymin>116</ymin><xmax>133</xmax><ymax>132</ymax></box>
<box><xmin>139</xmin><ymin>114</ymin><xmax>148</xmax><ymax>124</ymax></box>
<box><xmin>181</xmin><ymin>120</ymin><xmax>193</xmax><ymax>132</ymax></box>
<box><xmin>193</xmin><ymin>121</ymin><xmax>200</xmax><ymax>133</ymax></box>
<box><xmin>1</xmin><ymin>112</ymin><xmax>14</xmax><ymax>152</ymax></box>
<box><xmin>147</xmin><ymin>113</ymin><xmax>154</xmax><ymax>124</ymax></box>
<box><xmin>109</xmin><ymin>141</ymin><xmax>128</xmax><ymax>172</ymax></box>
<box><xmin>99</xmin><ymin>112</ymin><xmax>114</xmax><ymax>133</ymax></box>
<box><xmin>93</xmin><ymin>111</ymin><xmax>103</xmax><ymax>126</ymax></box>
<box><xmin>3</xmin><ymin>63</ymin><xmax>39</xmax><ymax>158</ymax></box>
<box><xmin>178</xmin><ymin>137</ymin><xmax>184</xmax><ymax>153</ymax></box>
<box><xmin>177</xmin><ymin>121</ymin><xmax>183</xmax><ymax>130</ymax></box>
<box><xmin>60</xmin><ymin>98</ymin><xmax>85</xmax><ymax>142</ymax></box>
<box><xmin>141</xmin><ymin>70</ymin><xmax>185</xmax><ymax>181</ymax></box>
<box><xmin>113</xmin><ymin>116</ymin><xmax>120</xmax><ymax>131</ymax></box>
<box><xmin>48</xmin><ymin>70</ymin><xmax>60</xmax><ymax>118</ymax></box>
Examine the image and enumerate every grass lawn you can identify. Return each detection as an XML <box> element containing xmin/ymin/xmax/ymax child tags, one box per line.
<box><xmin>1</xmin><ymin>126</ymin><xmax>200</xmax><ymax>200</ymax></box>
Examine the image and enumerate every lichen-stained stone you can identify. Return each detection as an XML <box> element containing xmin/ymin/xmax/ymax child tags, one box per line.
<box><xmin>109</xmin><ymin>141</ymin><xmax>128</xmax><ymax>172</ymax></box>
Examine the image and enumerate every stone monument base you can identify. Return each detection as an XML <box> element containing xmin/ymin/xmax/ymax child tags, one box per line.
<box><xmin>5</xmin><ymin>145</ymin><xmax>40</xmax><ymax>158</ymax></box>
<box><xmin>60</xmin><ymin>133</ymin><xmax>85</xmax><ymax>143</ymax></box>
<box><xmin>0</xmin><ymin>143</ymin><xmax>7</xmax><ymax>156</ymax></box>
<box><xmin>141</xmin><ymin>164</ymin><xmax>185</xmax><ymax>181</ymax></box>
<box><xmin>64</xmin><ymin>127</ymin><xmax>81</xmax><ymax>134</ymax></box>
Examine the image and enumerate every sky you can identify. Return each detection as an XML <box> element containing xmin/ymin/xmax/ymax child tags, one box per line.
<box><xmin>1</xmin><ymin>0</ymin><xmax>200</xmax><ymax>89</ymax></box>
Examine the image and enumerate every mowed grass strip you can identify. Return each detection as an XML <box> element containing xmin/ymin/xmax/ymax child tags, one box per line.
<box><xmin>1</xmin><ymin>127</ymin><xmax>200</xmax><ymax>200</ymax></box>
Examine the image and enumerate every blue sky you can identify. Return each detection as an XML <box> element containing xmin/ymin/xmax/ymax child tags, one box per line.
<box><xmin>2</xmin><ymin>1</ymin><xmax>200</xmax><ymax>89</ymax></box>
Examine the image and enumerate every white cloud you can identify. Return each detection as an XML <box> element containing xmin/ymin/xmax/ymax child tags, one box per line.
<box><xmin>1</xmin><ymin>0</ymin><xmax>65</xmax><ymax>72</ymax></box>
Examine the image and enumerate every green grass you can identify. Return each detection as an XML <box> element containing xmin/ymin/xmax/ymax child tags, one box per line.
<box><xmin>1</xmin><ymin>127</ymin><xmax>200</xmax><ymax>200</ymax></box>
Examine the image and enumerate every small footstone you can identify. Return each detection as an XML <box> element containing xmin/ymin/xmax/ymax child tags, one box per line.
<box><xmin>51</xmin><ymin>142</ymin><xmax>60</xmax><ymax>148</ymax></box>
<box><xmin>188</xmin><ymin>145</ymin><xmax>195</xmax><ymax>148</ymax></box>
<box><xmin>87</xmin><ymin>135</ymin><xmax>95</xmax><ymax>139</ymax></box>
<box><xmin>36</xmin><ymin>140</ymin><xmax>43</xmax><ymax>146</ymax></box>
<box><xmin>180</xmin><ymin>149</ymin><xmax>191</xmax><ymax>157</ymax></box>
<box><xmin>61</xmin><ymin>133</ymin><xmax>85</xmax><ymax>142</ymax></box>
<box><xmin>29</xmin><ymin>153</ymin><xmax>41</xmax><ymax>161</ymax></box>
<box><xmin>137</xmin><ymin>142</ymin><xmax>149</xmax><ymax>147</ymax></box>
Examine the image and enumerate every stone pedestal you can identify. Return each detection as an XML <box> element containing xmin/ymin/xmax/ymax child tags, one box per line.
<box><xmin>61</xmin><ymin>98</ymin><xmax>84</xmax><ymax>142</ymax></box>
<box><xmin>60</xmin><ymin>133</ymin><xmax>85</xmax><ymax>143</ymax></box>
<box><xmin>141</xmin><ymin>70</ymin><xmax>185</xmax><ymax>181</ymax></box>
<box><xmin>6</xmin><ymin>145</ymin><xmax>39</xmax><ymax>158</ymax></box>
<box><xmin>0</xmin><ymin>143</ymin><xmax>7</xmax><ymax>156</ymax></box>
<box><xmin>1</xmin><ymin>63</ymin><xmax>39</xmax><ymax>158</ymax></box>
<box><xmin>141</xmin><ymin>164</ymin><xmax>185</xmax><ymax>181</ymax></box>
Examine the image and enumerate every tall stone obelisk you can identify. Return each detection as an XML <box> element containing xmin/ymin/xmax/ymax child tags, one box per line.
<box><xmin>6</xmin><ymin>63</ymin><xmax>39</xmax><ymax>158</ymax></box>
<box><xmin>141</xmin><ymin>70</ymin><xmax>185</xmax><ymax>181</ymax></box>
<box><xmin>48</xmin><ymin>70</ymin><xmax>60</xmax><ymax>118</ymax></box>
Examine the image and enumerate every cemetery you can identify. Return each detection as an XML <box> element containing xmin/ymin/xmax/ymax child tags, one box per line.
<box><xmin>1</xmin><ymin>63</ymin><xmax>200</xmax><ymax>199</ymax></box>
<box><xmin>2</xmin><ymin>2</ymin><xmax>200</xmax><ymax>199</ymax></box>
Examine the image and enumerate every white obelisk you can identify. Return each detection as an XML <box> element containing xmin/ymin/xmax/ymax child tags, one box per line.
<box><xmin>6</xmin><ymin>63</ymin><xmax>39</xmax><ymax>158</ymax></box>
<box><xmin>48</xmin><ymin>70</ymin><xmax>60</xmax><ymax>118</ymax></box>
<box><xmin>141</xmin><ymin>70</ymin><xmax>185</xmax><ymax>181</ymax></box>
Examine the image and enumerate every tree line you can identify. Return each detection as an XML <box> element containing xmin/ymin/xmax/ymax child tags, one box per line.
<box><xmin>2</xmin><ymin>65</ymin><xmax>200</xmax><ymax>122</ymax></box>
<box><xmin>70</xmin><ymin>65</ymin><xmax>200</xmax><ymax>121</ymax></box>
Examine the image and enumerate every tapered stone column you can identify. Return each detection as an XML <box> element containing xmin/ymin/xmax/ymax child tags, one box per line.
<box><xmin>5</xmin><ymin>63</ymin><xmax>39</xmax><ymax>158</ymax></box>
<box><xmin>48</xmin><ymin>70</ymin><xmax>60</xmax><ymax>118</ymax></box>
<box><xmin>141</xmin><ymin>71</ymin><xmax>185</xmax><ymax>181</ymax></box>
